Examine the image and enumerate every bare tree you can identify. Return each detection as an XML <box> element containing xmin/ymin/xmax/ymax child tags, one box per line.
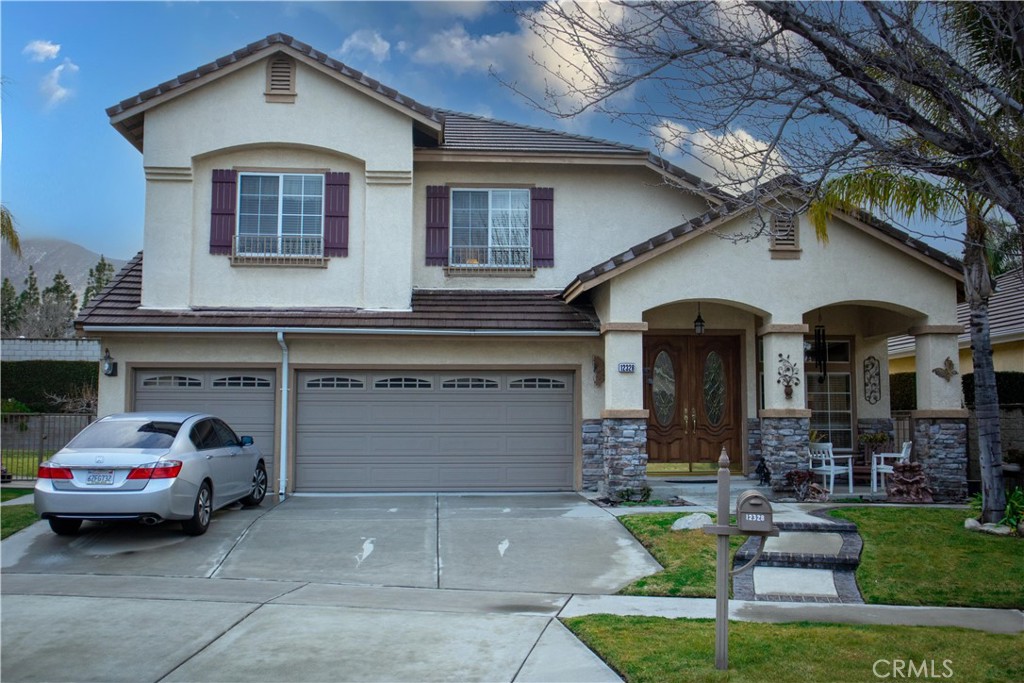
<box><xmin>510</xmin><ymin>1</ymin><xmax>1023</xmax><ymax>237</ymax></box>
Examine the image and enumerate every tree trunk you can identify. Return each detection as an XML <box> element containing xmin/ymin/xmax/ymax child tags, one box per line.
<box><xmin>963</xmin><ymin>212</ymin><xmax>1006</xmax><ymax>523</ymax></box>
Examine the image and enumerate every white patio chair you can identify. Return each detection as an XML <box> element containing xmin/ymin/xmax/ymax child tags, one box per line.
<box><xmin>872</xmin><ymin>441</ymin><xmax>912</xmax><ymax>493</ymax></box>
<box><xmin>808</xmin><ymin>442</ymin><xmax>853</xmax><ymax>494</ymax></box>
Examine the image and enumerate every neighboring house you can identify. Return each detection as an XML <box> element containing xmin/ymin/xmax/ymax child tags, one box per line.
<box><xmin>78</xmin><ymin>34</ymin><xmax>969</xmax><ymax>500</ymax></box>
<box><xmin>888</xmin><ymin>268</ymin><xmax>1024</xmax><ymax>374</ymax></box>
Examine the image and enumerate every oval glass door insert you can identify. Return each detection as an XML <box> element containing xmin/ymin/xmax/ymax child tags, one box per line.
<box><xmin>653</xmin><ymin>350</ymin><xmax>676</xmax><ymax>427</ymax></box>
<box><xmin>703</xmin><ymin>351</ymin><xmax>726</xmax><ymax>426</ymax></box>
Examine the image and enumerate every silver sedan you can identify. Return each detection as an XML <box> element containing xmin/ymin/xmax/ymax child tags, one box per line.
<box><xmin>35</xmin><ymin>412</ymin><xmax>268</xmax><ymax>536</ymax></box>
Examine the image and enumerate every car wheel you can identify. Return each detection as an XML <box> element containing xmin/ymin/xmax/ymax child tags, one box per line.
<box><xmin>182</xmin><ymin>482</ymin><xmax>212</xmax><ymax>536</ymax></box>
<box><xmin>241</xmin><ymin>462</ymin><xmax>267</xmax><ymax>507</ymax></box>
<box><xmin>48</xmin><ymin>518</ymin><xmax>83</xmax><ymax>536</ymax></box>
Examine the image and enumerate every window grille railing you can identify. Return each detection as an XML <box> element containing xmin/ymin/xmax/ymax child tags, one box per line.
<box><xmin>447</xmin><ymin>246</ymin><xmax>533</xmax><ymax>270</ymax></box>
<box><xmin>231</xmin><ymin>235</ymin><xmax>327</xmax><ymax>267</ymax></box>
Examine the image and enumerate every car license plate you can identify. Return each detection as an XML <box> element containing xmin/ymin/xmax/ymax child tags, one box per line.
<box><xmin>87</xmin><ymin>470</ymin><xmax>115</xmax><ymax>485</ymax></box>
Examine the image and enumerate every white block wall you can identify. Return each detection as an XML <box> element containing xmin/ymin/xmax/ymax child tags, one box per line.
<box><xmin>0</xmin><ymin>338</ymin><xmax>102</xmax><ymax>362</ymax></box>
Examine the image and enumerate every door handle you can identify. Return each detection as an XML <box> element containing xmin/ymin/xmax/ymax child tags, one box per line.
<box><xmin>693</xmin><ymin>412</ymin><xmax>698</xmax><ymax>432</ymax></box>
<box><xmin>683</xmin><ymin>407</ymin><xmax>689</xmax><ymax>434</ymax></box>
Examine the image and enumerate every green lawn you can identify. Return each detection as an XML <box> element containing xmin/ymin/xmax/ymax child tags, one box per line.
<box><xmin>563</xmin><ymin>616</ymin><xmax>1023</xmax><ymax>683</ymax></box>
<box><xmin>618</xmin><ymin>513</ymin><xmax>745</xmax><ymax>597</ymax></box>
<box><xmin>829</xmin><ymin>507</ymin><xmax>1024</xmax><ymax>609</ymax></box>
<box><xmin>1</xmin><ymin>488</ymin><xmax>34</xmax><ymax>503</ymax></box>
<box><xmin>1</xmin><ymin>505</ymin><xmax>39</xmax><ymax>540</ymax></box>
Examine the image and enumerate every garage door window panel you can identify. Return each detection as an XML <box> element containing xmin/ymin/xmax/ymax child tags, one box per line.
<box><xmin>509</xmin><ymin>377</ymin><xmax>567</xmax><ymax>390</ymax></box>
<box><xmin>306</xmin><ymin>376</ymin><xmax>365</xmax><ymax>389</ymax></box>
<box><xmin>374</xmin><ymin>377</ymin><xmax>432</xmax><ymax>389</ymax></box>
<box><xmin>213</xmin><ymin>376</ymin><xmax>271</xmax><ymax>389</ymax></box>
<box><xmin>441</xmin><ymin>377</ymin><xmax>499</xmax><ymax>390</ymax></box>
<box><xmin>143</xmin><ymin>375</ymin><xmax>202</xmax><ymax>388</ymax></box>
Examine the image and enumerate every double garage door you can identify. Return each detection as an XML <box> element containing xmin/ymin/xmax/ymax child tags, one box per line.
<box><xmin>135</xmin><ymin>369</ymin><xmax>574</xmax><ymax>493</ymax></box>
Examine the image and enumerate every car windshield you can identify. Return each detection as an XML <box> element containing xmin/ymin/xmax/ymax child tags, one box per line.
<box><xmin>66</xmin><ymin>420</ymin><xmax>183</xmax><ymax>450</ymax></box>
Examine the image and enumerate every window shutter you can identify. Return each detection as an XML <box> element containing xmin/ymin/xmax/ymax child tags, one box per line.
<box><xmin>426</xmin><ymin>185</ymin><xmax>450</xmax><ymax>266</ymax></box>
<box><xmin>531</xmin><ymin>187</ymin><xmax>554</xmax><ymax>267</ymax></box>
<box><xmin>324</xmin><ymin>172</ymin><xmax>350</xmax><ymax>257</ymax></box>
<box><xmin>210</xmin><ymin>169</ymin><xmax>237</xmax><ymax>255</ymax></box>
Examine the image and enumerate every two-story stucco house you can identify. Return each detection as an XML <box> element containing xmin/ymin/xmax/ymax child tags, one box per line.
<box><xmin>78</xmin><ymin>34</ymin><xmax>969</xmax><ymax>500</ymax></box>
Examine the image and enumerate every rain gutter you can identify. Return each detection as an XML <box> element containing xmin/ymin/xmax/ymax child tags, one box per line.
<box><xmin>81</xmin><ymin>325</ymin><xmax>599</xmax><ymax>336</ymax></box>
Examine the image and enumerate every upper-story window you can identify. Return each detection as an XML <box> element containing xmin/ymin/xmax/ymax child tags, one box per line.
<box><xmin>238</xmin><ymin>173</ymin><xmax>324</xmax><ymax>257</ymax></box>
<box><xmin>210</xmin><ymin>169</ymin><xmax>349</xmax><ymax>266</ymax></box>
<box><xmin>425</xmin><ymin>185</ymin><xmax>553</xmax><ymax>273</ymax></box>
<box><xmin>450</xmin><ymin>188</ymin><xmax>531</xmax><ymax>268</ymax></box>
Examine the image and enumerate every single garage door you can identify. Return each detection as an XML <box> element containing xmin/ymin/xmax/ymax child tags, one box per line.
<box><xmin>134</xmin><ymin>369</ymin><xmax>277</xmax><ymax>477</ymax></box>
<box><xmin>295</xmin><ymin>371</ymin><xmax>574</xmax><ymax>492</ymax></box>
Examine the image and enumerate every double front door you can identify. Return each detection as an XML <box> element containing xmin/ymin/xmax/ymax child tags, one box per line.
<box><xmin>644</xmin><ymin>335</ymin><xmax>741</xmax><ymax>472</ymax></box>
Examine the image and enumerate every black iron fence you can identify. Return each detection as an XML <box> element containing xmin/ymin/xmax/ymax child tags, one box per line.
<box><xmin>1</xmin><ymin>413</ymin><xmax>94</xmax><ymax>481</ymax></box>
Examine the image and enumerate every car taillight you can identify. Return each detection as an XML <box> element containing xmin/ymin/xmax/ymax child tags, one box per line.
<box><xmin>37</xmin><ymin>462</ymin><xmax>74</xmax><ymax>479</ymax></box>
<box><xmin>127</xmin><ymin>460</ymin><xmax>183</xmax><ymax>480</ymax></box>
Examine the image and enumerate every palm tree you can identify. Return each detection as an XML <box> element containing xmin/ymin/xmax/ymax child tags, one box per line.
<box><xmin>1</xmin><ymin>205</ymin><xmax>21</xmax><ymax>257</ymax></box>
<box><xmin>809</xmin><ymin>171</ymin><xmax>1006</xmax><ymax>523</ymax></box>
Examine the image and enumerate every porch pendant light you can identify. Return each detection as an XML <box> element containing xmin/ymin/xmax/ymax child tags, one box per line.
<box><xmin>694</xmin><ymin>302</ymin><xmax>706</xmax><ymax>335</ymax></box>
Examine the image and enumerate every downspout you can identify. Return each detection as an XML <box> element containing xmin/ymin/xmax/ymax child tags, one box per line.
<box><xmin>276</xmin><ymin>331</ymin><xmax>290</xmax><ymax>499</ymax></box>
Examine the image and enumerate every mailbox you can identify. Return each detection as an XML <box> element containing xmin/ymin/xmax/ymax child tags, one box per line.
<box><xmin>735</xmin><ymin>490</ymin><xmax>774</xmax><ymax>533</ymax></box>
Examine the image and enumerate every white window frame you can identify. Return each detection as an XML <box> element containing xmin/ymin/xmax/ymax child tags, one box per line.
<box><xmin>449</xmin><ymin>188</ymin><xmax>531</xmax><ymax>268</ymax></box>
<box><xmin>237</xmin><ymin>172</ymin><xmax>325</xmax><ymax>257</ymax></box>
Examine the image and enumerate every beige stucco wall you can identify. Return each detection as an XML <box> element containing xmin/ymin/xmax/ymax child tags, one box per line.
<box><xmin>589</xmin><ymin>211</ymin><xmax>960</xmax><ymax>414</ymax></box>
<box><xmin>139</xmin><ymin>58</ymin><xmax>414</xmax><ymax>310</ymax></box>
<box><xmin>413</xmin><ymin>162</ymin><xmax>711</xmax><ymax>290</ymax></box>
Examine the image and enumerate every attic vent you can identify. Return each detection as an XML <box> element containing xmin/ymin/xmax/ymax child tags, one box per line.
<box><xmin>265</xmin><ymin>55</ymin><xmax>296</xmax><ymax>103</ymax></box>
<box><xmin>770</xmin><ymin>213</ymin><xmax>801</xmax><ymax>258</ymax></box>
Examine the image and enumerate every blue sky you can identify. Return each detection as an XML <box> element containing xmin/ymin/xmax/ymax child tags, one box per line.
<box><xmin>2</xmin><ymin>0</ymin><xmax>659</xmax><ymax>260</ymax></box>
<box><xmin>2</xmin><ymin>1</ymin><xmax>963</xmax><ymax>263</ymax></box>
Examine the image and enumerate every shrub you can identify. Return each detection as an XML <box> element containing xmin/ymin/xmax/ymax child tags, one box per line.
<box><xmin>1</xmin><ymin>398</ymin><xmax>33</xmax><ymax>413</ymax></box>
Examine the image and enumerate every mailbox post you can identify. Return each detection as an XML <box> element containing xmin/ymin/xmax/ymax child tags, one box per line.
<box><xmin>702</xmin><ymin>447</ymin><xmax>779</xmax><ymax>670</ymax></box>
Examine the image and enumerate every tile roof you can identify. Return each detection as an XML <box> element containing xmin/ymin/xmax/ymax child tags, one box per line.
<box><xmin>435</xmin><ymin>110</ymin><xmax>646</xmax><ymax>156</ymax></box>
<box><xmin>888</xmin><ymin>268</ymin><xmax>1024</xmax><ymax>356</ymax></box>
<box><xmin>568</xmin><ymin>175</ymin><xmax>962</xmax><ymax>291</ymax></box>
<box><xmin>75</xmin><ymin>253</ymin><xmax>599</xmax><ymax>334</ymax></box>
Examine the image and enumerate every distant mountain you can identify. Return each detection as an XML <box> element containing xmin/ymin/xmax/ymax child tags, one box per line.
<box><xmin>1</xmin><ymin>238</ymin><xmax>128</xmax><ymax>300</ymax></box>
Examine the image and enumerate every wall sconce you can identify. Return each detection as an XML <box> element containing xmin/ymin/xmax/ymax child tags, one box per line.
<box><xmin>101</xmin><ymin>348</ymin><xmax>118</xmax><ymax>377</ymax></box>
<box><xmin>693</xmin><ymin>302</ymin><xmax>706</xmax><ymax>335</ymax></box>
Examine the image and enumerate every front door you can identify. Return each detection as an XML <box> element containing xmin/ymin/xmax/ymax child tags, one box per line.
<box><xmin>644</xmin><ymin>335</ymin><xmax>742</xmax><ymax>473</ymax></box>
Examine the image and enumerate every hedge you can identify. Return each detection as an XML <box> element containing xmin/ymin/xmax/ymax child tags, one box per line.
<box><xmin>0</xmin><ymin>361</ymin><xmax>98</xmax><ymax>413</ymax></box>
<box><xmin>890</xmin><ymin>371</ymin><xmax>1024</xmax><ymax>411</ymax></box>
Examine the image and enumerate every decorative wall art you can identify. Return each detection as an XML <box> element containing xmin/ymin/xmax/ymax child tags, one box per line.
<box><xmin>863</xmin><ymin>355</ymin><xmax>881</xmax><ymax>405</ymax></box>
<box><xmin>777</xmin><ymin>353</ymin><xmax>801</xmax><ymax>399</ymax></box>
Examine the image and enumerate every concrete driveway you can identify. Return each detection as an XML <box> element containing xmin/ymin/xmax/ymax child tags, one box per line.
<box><xmin>1</xmin><ymin>493</ymin><xmax>659</xmax><ymax>682</ymax></box>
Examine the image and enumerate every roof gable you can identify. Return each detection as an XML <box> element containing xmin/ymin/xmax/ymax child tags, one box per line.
<box><xmin>108</xmin><ymin>33</ymin><xmax>442</xmax><ymax>152</ymax></box>
<box><xmin>562</xmin><ymin>178</ymin><xmax>963</xmax><ymax>301</ymax></box>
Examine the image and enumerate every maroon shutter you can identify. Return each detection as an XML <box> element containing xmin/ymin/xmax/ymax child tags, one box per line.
<box><xmin>531</xmin><ymin>187</ymin><xmax>554</xmax><ymax>267</ymax></box>
<box><xmin>324</xmin><ymin>172</ymin><xmax>350</xmax><ymax>257</ymax></box>
<box><xmin>210</xmin><ymin>169</ymin><xmax>237</xmax><ymax>255</ymax></box>
<box><xmin>426</xmin><ymin>185</ymin><xmax>450</xmax><ymax>266</ymax></box>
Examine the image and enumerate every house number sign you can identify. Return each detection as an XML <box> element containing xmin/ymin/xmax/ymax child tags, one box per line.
<box><xmin>618</xmin><ymin>363</ymin><xmax>636</xmax><ymax>373</ymax></box>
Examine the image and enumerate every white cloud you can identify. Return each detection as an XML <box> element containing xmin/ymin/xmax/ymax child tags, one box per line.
<box><xmin>41</xmin><ymin>59</ymin><xmax>79</xmax><ymax>109</ymax></box>
<box><xmin>411</xmin><ymin>24</ymin><xmax>520</xmax><ymax>75</ymax></box>
<box><xmin>339</xmin><ymin>29</ymin><xmax>391</xmax><ymax>63</ymax></box>
<box><xmin>23</xmin><ymin>39</ymin><xmax>61</xmax><ymax>62</ymax></box>
<box><xmin>652</xmin><ymin>120</ymin><xmax>790</xmax><ymax>190</ymax></box>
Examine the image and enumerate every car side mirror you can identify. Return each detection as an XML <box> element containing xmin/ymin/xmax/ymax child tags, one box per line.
<box><xmin>239</xmin><ymin>435</ymin><xmax>254</xmax><ymax>447</ymax></box>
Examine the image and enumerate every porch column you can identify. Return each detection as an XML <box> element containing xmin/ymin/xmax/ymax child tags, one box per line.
<box><xmin>910</xmin><ymin>326</ymin><xmax>968</xmax><ymax>501</ymax></box>
<box><xmin>758</xmin><ymin>324</ymin><xmax>811</xmax><ymax>491</ymax></box>
<box><xmin>598</xmin><ymin>323</ymin><xmax>649</xmax><ymax>495</ymax></box>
